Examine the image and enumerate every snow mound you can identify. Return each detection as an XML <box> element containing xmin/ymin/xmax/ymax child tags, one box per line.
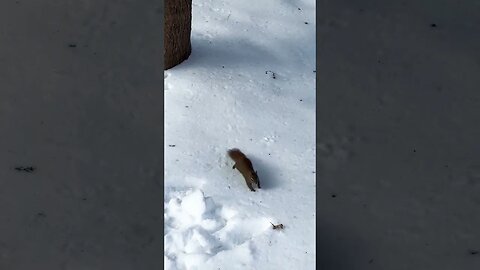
<box><xmin>164</xmin><ymin>188</ymin><xmax>271</xmax><ymax>270</ymax></box>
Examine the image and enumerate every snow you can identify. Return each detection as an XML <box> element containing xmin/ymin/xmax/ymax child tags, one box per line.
<box><xmin>164</xmin><ymin>0</ymin><xmax>316</xmax><ymax>269</ymax></box>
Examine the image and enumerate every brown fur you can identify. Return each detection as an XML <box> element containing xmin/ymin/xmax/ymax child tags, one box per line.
<box><xmin>227</xmin><ymin>148</ymin><xmax>260</xmax><ymax>192</ymax></box>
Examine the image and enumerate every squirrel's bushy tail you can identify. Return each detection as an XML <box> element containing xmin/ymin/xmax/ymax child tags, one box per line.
<box><xmin>227</xmin><ymin>148</ymin><xmax>245</xmax><ymax>160</ymax></box>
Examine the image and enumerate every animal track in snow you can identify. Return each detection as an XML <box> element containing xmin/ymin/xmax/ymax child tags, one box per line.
<box><xmin>164</xmin><ymin>188</ymin><xmax>270</xmax><ymax>270</ymax></box>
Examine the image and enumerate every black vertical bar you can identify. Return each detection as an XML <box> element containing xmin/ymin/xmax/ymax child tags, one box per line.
<box><xmin>0</xmin><ymin>1</ymin><xmax>164</xmax><ymax>269</ymax></box>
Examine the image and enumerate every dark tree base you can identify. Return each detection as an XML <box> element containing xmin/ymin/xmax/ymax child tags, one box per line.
<box><xmin>165</xmin><ymin>0</ymin><xmax>192</xmax><ymax>70</ymax></box>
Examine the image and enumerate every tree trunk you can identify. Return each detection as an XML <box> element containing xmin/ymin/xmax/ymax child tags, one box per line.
<box><xmin>165</xmin><ymin>0</ymin><xmax>192</xmax><ymax>70</ymax></box>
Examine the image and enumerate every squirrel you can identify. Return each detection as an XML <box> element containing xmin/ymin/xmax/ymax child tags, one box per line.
<box><xmin>227</xmin><ymin>148</ymin><xmax>260</xmax><ymax>192</ymax></box>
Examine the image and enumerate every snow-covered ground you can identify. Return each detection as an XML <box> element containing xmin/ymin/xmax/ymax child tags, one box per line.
<box><xmin>164</xmin><ymin>0</ymin><xmax>316</xmax><ymax>269</ymax></box>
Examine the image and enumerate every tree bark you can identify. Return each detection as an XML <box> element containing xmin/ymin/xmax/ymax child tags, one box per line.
<box><xmin>165</xmin><ymin>0</ymin><xmax>192</xmax><ymax>70</ymax></box>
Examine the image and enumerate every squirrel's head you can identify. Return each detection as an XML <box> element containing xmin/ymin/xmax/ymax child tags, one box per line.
<box><xmin>250</xmin><ymin>170</ymin><xmax>259</xmax><ymax>185</ymax></box>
